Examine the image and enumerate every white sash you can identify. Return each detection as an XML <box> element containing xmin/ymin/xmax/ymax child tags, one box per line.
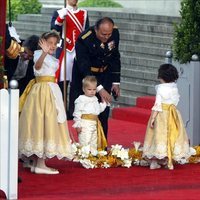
<box><xmin>67</xmin><ymin>9</ymin><xmax>83</xmax><ymax>33</ymax></box>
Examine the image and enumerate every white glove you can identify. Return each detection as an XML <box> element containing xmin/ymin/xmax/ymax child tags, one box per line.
<box><xmin>8</xmin><ymin>25</ymin><xmax>21</xmax><ymax>43</ymax></box>
<box><xmin>58</xmin><ymin>8</ymin><xmax>68</xmax><ymax>19</ymax></box>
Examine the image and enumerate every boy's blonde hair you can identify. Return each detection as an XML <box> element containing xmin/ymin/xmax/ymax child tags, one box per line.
<box><xmin>82</xmin><ymin>76</ymin><xmax>97</xmax><ymax>89</ymax></box>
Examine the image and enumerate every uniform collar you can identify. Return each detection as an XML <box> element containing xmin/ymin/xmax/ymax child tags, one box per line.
<box><xmin>67</xmin><ymin>4</ymin><xmax>78</xmax><ymax>11</ymax></box>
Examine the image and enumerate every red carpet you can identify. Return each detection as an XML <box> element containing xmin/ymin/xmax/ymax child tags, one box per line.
<box><xmin>112</xmin><ymin>96</ymin><xmax>155</xmax><ymax>124</ymax></box>
<box><xmin>1</xmin><ymin>96</ymin><xmax>200</xmax><ymax>200</ymax></box>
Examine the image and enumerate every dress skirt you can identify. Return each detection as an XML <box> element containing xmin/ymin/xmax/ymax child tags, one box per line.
<box><xmin>142</xmin><ymin>108</ymin><xmax>191</xmax><ymax>162</ymax></box>
<box><xmin>19</xmin><ymin>82</ymin><xmax>72</xmax><ymax>160</ymax></box>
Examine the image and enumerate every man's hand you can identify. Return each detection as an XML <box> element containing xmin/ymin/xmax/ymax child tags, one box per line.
<box><xmin>111</xmin><ymin>84</ymin><xmax>120</xmax><ymax>97</ymax></box>
<box><xmin>99</xmin><ymin>88</ymin><xmax>112</xmax><ymax>104</ymax></box>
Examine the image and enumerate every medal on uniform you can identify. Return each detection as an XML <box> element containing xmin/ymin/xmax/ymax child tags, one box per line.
<box><xmin>100</xmin><ymin>43</ymin><xmax>105</xmax><ymax>49</ymax></box>
<box><xmin>108</xmin><ymin>41</ymin><xmax>115</xmax><ymax>51</ymax></box>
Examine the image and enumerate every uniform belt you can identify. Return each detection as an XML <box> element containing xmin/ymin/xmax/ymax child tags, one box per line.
<box><xmin>91</xmin><ymin>66</ymin><xmax>107</xmax><ymax>73</ymax></box>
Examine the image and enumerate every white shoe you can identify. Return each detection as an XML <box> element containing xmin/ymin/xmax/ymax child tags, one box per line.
<box><xmin>34</xmin><ymin>167</ymin><xmax>59</xmax><ymax>175</ymax></box>
<box><xmin>168</xmin><ymin>165</ymin><xmax>174</xmax><ymax>170</ymax></box>
<box><xmin>150</xmin><ymin>161</ymin><xmax>161</xmax><ymax>170</ymax></box>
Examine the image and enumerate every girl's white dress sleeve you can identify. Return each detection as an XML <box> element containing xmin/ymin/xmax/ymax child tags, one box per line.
<box><xmin>151</xmin><ymin>83</ymin><xmax>180</xmax><ymax>112</ymax></box>
<box><xmin>152</xmin><ymin>85</ymin><xmax>162</xmax><ymax>112</ymax></box>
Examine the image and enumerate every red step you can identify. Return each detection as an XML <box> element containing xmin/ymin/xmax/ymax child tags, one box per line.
<box><xmin>136</xmin><ymin>96</ymin><xmax>155</xmax><ymax>109</ymax></box>
<box><xmin>112</xmin><ymin>107</ymin><xmax>151</xmax><ymax>125</ymax></box>
<box><xmin>111</xmin><ymin>96</ymin><xmax>155</xmax><ymax>124</ymax></box>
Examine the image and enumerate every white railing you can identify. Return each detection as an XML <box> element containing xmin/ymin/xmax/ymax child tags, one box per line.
<box><xmin>0</xmin><ymin>85</ymin><xmax>19</xmax><ymax>200</ymax></box>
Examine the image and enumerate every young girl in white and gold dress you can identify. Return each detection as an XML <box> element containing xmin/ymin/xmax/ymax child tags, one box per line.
<box><xmin>19</xmin><ymin>31</ymin><xmax>73</xmax><ymax>174</ymax></box>
<box><xmin>142</xmin><ymin>63</ymin><xmax>191</xmax><ymax>170</ymax></box>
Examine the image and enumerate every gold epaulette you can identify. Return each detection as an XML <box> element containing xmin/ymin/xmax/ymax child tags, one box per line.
<box><xmin>113</xmin><ymin>25</ymin><xmax>118</xmax><ymax>29</ymax></box>
<box><xmin>81</xmin><ymin>30</ymin><xmax>92</xmax><ymax>40</ymax></box>
<box><xmin>6</xmin><ymin>40</ymin><xmax>24</xmax><ymax>59</ymax></box>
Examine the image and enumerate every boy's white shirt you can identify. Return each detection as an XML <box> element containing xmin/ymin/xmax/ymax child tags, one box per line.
<box><xmin>73</xmin><ymin>95</ymin><xmax>107</xmax><ymax>128</ymax></box>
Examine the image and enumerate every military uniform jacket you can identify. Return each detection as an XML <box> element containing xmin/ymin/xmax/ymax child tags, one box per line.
<box><xmin>71</xmin><ymin>26</ymin><xmax>121</xmax><ymax>93</ymax></box>
<box><xmin>51</xmin><ymin>7</ymin><xmax>89</xmax><ymax>52</ymax></box>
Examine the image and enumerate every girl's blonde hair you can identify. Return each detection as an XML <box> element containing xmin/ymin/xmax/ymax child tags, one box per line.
<box><xmin>41</xmin><ymin>30</ymin><xmax>60</xmax><ymax>42</ymax></box>
<box><xmin>82</xmin><ymin>76</ymin><xmax>97</xmax><ymax>89</ymax></box>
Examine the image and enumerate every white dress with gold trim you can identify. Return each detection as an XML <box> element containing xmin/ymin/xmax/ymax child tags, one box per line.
<box><xmin>142</xmin><ymin>83</ymin><xmax>191</xmax><ymax>163</ymax></box>
<box><xmin>18</xmin><ymin>50</ymin><xmax>73</xmax><ymax>160</ymax></box>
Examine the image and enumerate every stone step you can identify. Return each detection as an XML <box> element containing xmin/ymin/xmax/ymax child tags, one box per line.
<box><xmin>39</xmin><ymin>0</ymin><xmax>64</xmax><ymax>5</ymax></box>
<box><xmin>121</xmin><ymin>55</ymin><xmax>163</xmax><ymax>69</ymax></box>
<box><xmin>17</xmin><ymin>14</ymin><xmax>175</xmax><ymax>37</ymax></box>
<box><xmin>13</xmin><ymin>21</ymin><xmax>51</xmax><ymax>33</ymax></box>
<box><xmin>38</xmin><ymin>0</ymin><xmax>84</xmax><ymax>6</ymax></box>
<box><xmin>121</xmin><ymin>68</ymin><xmax>157</xmax><ymax>81</ymax></box>
<box><xmin>120</xmin><ymin>80</ymin><xmax>156</xmax><ymax>95</ymax></box>
<box><xmin>119</xmin><ymin>43</ymin><xmax>167</xmax><ymax>58</ymax></box>
<box><xmin>89</xmin><ymin>19</ymin><xmax>174</xmax><ymax>36</ymax></box>
<box><xmin>17</xmin><ymin>14</ymin><xmax>51</xmax><ymax>22</ymax></box>
<box><xmin>112</xmin><ymin>93</ymin><xmax>137</xmax><ymax>107</ymax></box>
<box><xmin>120</xmin><ymin>30</ymin><xmax>172</xmax><ymax>45</ymax></box>
<box><xmin>122</xmin><ymin>63</ymin><xmax>158</xmax><ymax>73</ymax></box>
<box><xmin>40</xmin><ymin>6</ymin><xmax>180</xmax><ymax>25</ymax></box>
<box><xmin>121</xmin><ymin>76</ymin><xmax>157</xmax><ymax>86</ymax></box>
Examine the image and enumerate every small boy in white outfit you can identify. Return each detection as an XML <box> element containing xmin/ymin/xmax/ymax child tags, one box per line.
<box><xmin>73</xmin><ymin>76</ymin><xmax>107</xmax><ymax>151</ymax></box>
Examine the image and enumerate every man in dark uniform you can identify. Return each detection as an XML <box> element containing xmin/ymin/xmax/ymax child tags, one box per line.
<box><xmin>69</xmin><ymin>17</ymin><xmax>121</xmax><ymax>140</ymax></box>
<box><xmin>5</xmin><ymin>24</ymin><xmax>39</xmax><ymax>95</ymax></box>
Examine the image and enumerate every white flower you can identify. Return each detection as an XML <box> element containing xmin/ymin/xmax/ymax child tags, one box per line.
<box><xmin>111</xmin><ymin>144</ymin><xmax>123</xmax><ymax>150</ymax></box>
<box><xmin>98</xmin><ymin>150</ymin><xmax>108</xmax><ymax>156</ymax></box>
<box><xmin>71</xmin><ymin>143</ymin><xmax>78</xmax><ymax>155</ymax></box>
<box><xmin>73</xmin><ymin>156</ymin><xmax>81</xmax><ymax>162</ymax></box>
<box><xmin>116</xmin><ymin>148</ymin><xmax>129</xmax><ymax>160</ymax></box>
<box><xmin>111</xmin><ymin>144</ymin><xmax>123</xmax><ymax>156</ymax></box>
<box><xmin>132</xmin><ymin>141</ymin><xmax>141</xmax><ymax>151</ymax></box>
<box><xmin>178</xmin><ymin>158</ymin><xmax>188</xmax><ymax>164</ymax></box>
<box><xmin>103</xmin><ymin>162</ymin><xmax>110</xmax><ymax>168</ymax></box>
<box><xmin>79</xmin><ymin>145</ymin><xmax>91</xmax><ymax>158</ymax></box>
<box><xmin>80</xmin><ymin>159</ymin><xmax>95</xmax><ymax>169</ymax></box>
<box><xmin>133</xmin><ymin>159</ymin><xmax>140</xmax><ymax>166</ymax></box>
<box><xmin>189</xmin><ymin>147</ymin><xmax>196</xmax><ymax>156</ymax></box>
<box><xmin>123</xmin><ymin>159</ymin><xmax>132</xmax><ymax>168</ymax></box>
<box><xmin>91</xmin><ymin>149</ymin><xmax>98</xmax><ymax>156</ymax></box>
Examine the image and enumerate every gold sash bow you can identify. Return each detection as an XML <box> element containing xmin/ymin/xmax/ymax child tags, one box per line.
<box><xmin>162</xmin><ymin>104</ymin><xmax>180</xmax><ymax>169</ymax></box>
<box><xmin>19</xmin><ymin>76</ymin><xmax>55</xmax><ymax>112</ymax></box>
<box><xmin>81</xmin><ymin>114</ymin><xmax>107</xmax><ymax>150</ymax></box>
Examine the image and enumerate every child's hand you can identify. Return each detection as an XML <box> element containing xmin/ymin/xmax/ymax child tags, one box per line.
<box><xmin>39</xmin><ymin>39</ymin><xmax>50</xmax><ymax>54</ymax></box>
<box><xmin>150</xmin><ymin>118</ymin><xmax>155</xmax><ymax>129</ymax></box>
<box><xmin>76</xmin><ymin>127</ymin><xmax>82</xmax><ymax>134</ymax></box>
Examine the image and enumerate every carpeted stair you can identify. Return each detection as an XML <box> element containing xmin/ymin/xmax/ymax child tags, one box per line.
<box><xmin>112</xmin><ymin>96</ymin><xmax>155</xmax><ymax>124</ymax></box>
